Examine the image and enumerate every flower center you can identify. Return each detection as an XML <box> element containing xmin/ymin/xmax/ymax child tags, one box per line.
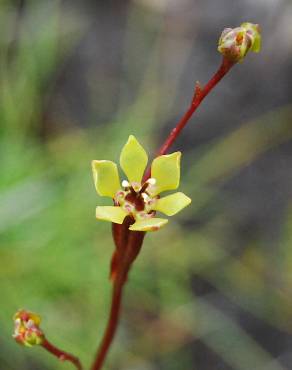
<box><xmin>115</xmin><ymin>178</ymin><xmax>158</xmax><ymax>220</ymax></box>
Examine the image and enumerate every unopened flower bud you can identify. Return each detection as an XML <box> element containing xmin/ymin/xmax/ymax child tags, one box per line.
<box><xmin>13</xmin><ymin>309</ymin><xmax>44</xmax><ymax>347</ymax></box>
<box><xmin>218</xmin><ymin>22</ymin><xmax>261</xmax><ymax>62</ymax></box>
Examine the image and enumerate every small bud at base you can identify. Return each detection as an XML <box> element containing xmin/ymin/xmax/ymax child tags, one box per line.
<box><xmin>13</xmin><ymin>309</ymin><xmax>44</xmax><ymax>347</ymax></box>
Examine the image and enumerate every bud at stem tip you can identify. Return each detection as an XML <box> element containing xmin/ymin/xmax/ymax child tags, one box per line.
<box><xmin>218</xmin><ymin>22</ymin><xmax>261</xmax><ymax>62</ymax></box>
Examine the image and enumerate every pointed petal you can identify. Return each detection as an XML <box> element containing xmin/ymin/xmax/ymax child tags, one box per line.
<box><xmin>129</xmin><ymin>217</ymin><xmax>168</xmax><ymax>232</ymax></box>
<box><xmin>96</xmin><ymin>206</ymin><xmax>128</xmax><ymax>224</ymax></box>
<box><xmin>150</xmin><ymin>152</ymin><xmax>181</xmax><ymax>195</ymax></box>
<box><xmin>92</xmin><ymin>160</ymin><xmax>120</xmax><ymax>198</ymax></box>
<box><xmin>120</xmin><ymin>135</ymin><xmax>148</xmax><ymax>183</ymax></box>
<box><xmin>153</xmin><ymin>192</ymin><xmax>191</xmax><ymax>216</ymax></box>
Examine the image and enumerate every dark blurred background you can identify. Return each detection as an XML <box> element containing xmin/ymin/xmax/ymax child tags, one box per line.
<box><xmin>1</xmin><ymin>0</ymin><xmax>292</xmax><ymax>369</ymax></box>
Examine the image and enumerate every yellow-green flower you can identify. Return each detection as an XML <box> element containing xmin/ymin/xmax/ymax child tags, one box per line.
<box><xmin>13</xmin><ymin>310</ymin><xmax>44</xmax><ymax>347</ymax></box>
<box><xmin>92</xmin><ymin>135</ymin><xmax>191</xmax><ymax>232</ymax></box>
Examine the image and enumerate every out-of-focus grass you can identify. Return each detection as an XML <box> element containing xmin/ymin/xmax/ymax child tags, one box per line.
<box><xmin>1</xmin><ymin>2</ymin><xmax>292</xmax><ymax>370</ymax></box>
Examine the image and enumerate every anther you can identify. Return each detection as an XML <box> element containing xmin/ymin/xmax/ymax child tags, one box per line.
<box><xmin>147</xmin><ymin>178</ymin><xmax>156</xmax><ymax>185</ymax></box>
<box><xmin>122</xmin><ymin>180</ymin><xmax>130</xmax><ymax>188</ymax></box>
<box><xmin>141</xmin><ymin>192</ymin><xmax>149</xmax><ymax>200</ymax></box>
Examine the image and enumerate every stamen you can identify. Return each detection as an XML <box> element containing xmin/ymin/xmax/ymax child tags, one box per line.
<box><xmin>141</xmin><ymin>192</ymin><xmax>149</xmax><ymax>200</ymax></box>
<box><xmin>139</xmin><ymin>178</ymin><xmax>156</xmax><ymax>194</ymax></box>
<box><xmin>122</xmin><ymin>180</ymin><xmax>130</xmax><ymax>188</ymax></box>
<box><xmin>147</xmin><ymin>178</ymin><xmax>156</xmax><ymax>185</ymax></box>
<box><xmin>139</xmin><ymin>182</ymin><xmax>149</xmax><ymax>194</ymax></box>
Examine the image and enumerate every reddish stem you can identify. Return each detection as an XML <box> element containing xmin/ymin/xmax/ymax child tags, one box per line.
<box><xmin>91</xmin><ymin>229</ymin><xmax>145</xmax><ymax>370</ymax></box>
<box><xmin>143</xmin><ymin>57</ymin><xmax>234</xmax><ymax>180</ymax></box>
<box><xmin>42</xmin><ymin>338</ymin><xmax>83</xmax><ymax>370</ymax></box>
<box><xmin>90</xmin><ymin>273</ymin><xmax>124</xmax><ymax>370</ymax></box>
<box><xmin>159</xmin><ymin>57</ymin><xmax>234</xmax><ymax>155</ymax></box>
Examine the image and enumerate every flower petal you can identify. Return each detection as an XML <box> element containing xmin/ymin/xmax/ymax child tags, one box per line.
<box><xmin>96</xmin><ymin>206</ymin><xmax>128</xmax><ymax>224</ymax></box>
<box><xmin>150</xmin><ymin>152</ymin><xmax>181</xmax><ymax>195</ymax></box>
<box><xmin>92</xmin><ymin>160</ymin><xmax>120</xmax><ymax>198</ymax></box>
<box><xmin>120</xmin><ymin>135</ymin><xmax>148</xmax><ymax>183</ymax></box>
<box><xmin>241</xmin><ymin>22</ymin><xmax>261</xmax><ymax>52</ymax></box>
<box><xmin>129</xmin><ymin>217</ymin><xmax>168</xmax><ymax>231</ymax></box>
<box><xmin>153</xmin><ymin>192</ymin><xmax>191</xmax><ymax>216</ymax></box>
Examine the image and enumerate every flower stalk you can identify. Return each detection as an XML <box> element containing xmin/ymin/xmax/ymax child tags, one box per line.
<box><xmin>42</xmin><ymin>338</ymin><xmax>83</xmax><ymax>370</ymax></box>
<box><xmin>143</xmin><ymin>57</ymin><xmax>235</xmax><ymax>181</ymax></box>
<box><xmin>91</xmin><ymin>219</ymin><xmax>145</xmax><ymax>370</ymax></box>
<box><xmin>144</xmin><ymin>57</ymin><xmax>235</xmax><ymax>181</ymax></box>
<box><xmin>157</xmin><ymin>57</ymin><xmax>234</xmax><ymax>156</ymax></box>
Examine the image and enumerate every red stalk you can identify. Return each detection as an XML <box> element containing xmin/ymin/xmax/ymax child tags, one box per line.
<box><xmin>143</xmin><ymin>57</ymin><xmax>234</xmax><ymax>181</ymax></box>
<box><xmin>42</xmin><ymin>338</ymin><xmax>83</xmax><ymax>370</ymax></box>
<box><xmin>90</xmin><ymin>276</ymin><xmax>124</xmax><ymax>370</ymax></box>
<box><xmin>91</xmin><ymin>226</ymin><xmax>145</xmax><ymax>370</ymax></box>
<box><xmin>158</xmin><ymin>57</ymin><xmax>234</xmax><ymax>155</ymax></box>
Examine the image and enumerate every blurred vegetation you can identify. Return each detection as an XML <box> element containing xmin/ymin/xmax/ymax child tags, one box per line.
<box><xmin>1</xmin><ymin>1</ymin><xmax>292</xmax><ymax>370</ymax></box>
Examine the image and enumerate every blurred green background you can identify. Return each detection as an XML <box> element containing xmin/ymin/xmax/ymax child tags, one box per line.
<box><xmin>1</xmin><ymin>1</ymin><xmax>292</xmax><ymax>369</ymax></box>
